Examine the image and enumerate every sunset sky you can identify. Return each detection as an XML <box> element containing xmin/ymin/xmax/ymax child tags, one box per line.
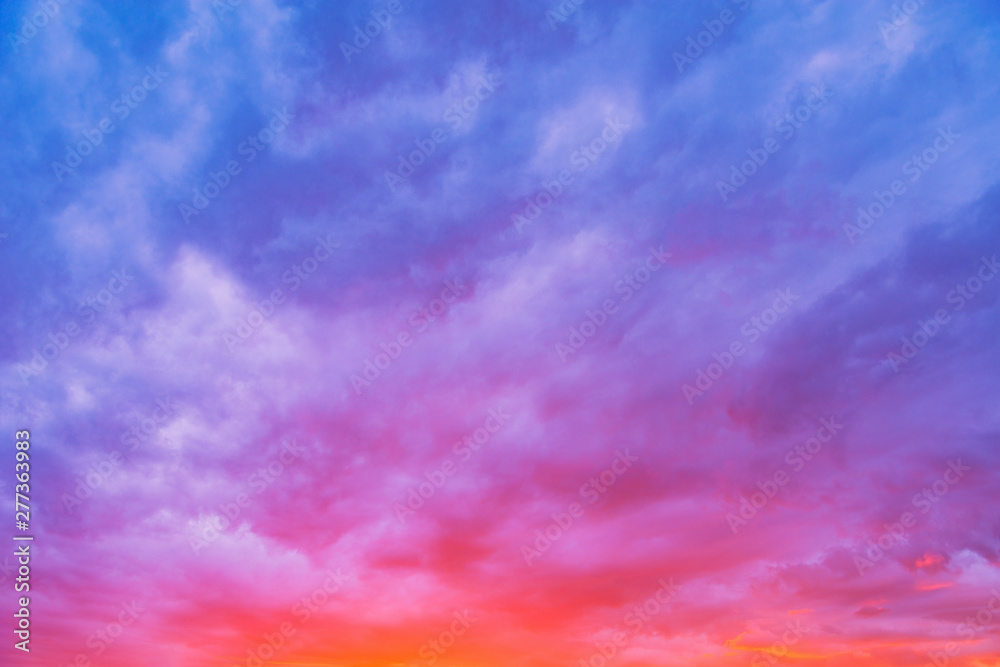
<box><xmin>2</xmin><ymin>0</ymin><xmax>1000</xmax><ymax>666</ymax></box>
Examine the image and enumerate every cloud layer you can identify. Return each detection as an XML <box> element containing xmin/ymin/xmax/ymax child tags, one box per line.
<box><xmin>2</xmin><ymin>0</ymin><xmax>1000</xmax><ymax>665</ymax></box>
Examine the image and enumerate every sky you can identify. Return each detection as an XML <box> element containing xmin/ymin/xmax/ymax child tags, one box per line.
<box><xmin>1</xmin><ymin>0</ymin><xmax>1000</xmax><ymax>666</ymax></box>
